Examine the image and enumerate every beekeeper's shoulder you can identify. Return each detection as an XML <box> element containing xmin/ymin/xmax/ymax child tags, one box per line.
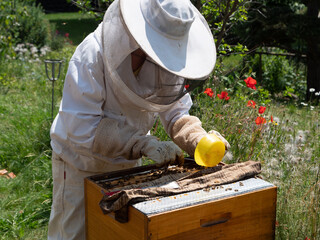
<box><xmin>71</xmin><ymin>23</ymin><xmax>103</xmax><ymax>67</ymax></box>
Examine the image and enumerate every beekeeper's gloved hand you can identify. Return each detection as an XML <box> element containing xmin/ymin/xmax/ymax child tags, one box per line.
<box><xmin>170</xmin><ymin>115</ymin><xmax>230</xmax><ymax>157</ymax></box>
<box><xmin>141</xmin><ymin>139</ymin><xmax>183</xmax><ymax>166</ymax></box>
<box><xmin>92</xmin><ymin>117</ymin><xmax>184</xmax><ymax>166</ymax></box>
<box><xmin>208</xmin><ymin>130</ymin><xmax>230</xmax><ymax>151</ymax></box>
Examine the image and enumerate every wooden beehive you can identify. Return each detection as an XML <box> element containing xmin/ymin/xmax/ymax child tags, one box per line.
<box><xmin>85</xmin><ymin>161</ymin><xmax>277</xmax><ymax>240</ymax></box>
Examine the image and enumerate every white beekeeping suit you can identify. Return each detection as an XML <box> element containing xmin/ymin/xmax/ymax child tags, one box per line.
<box><xmin>47</xmin><ymin>0</ymin><xmax>228</xmax><ymax>239</ymax></box>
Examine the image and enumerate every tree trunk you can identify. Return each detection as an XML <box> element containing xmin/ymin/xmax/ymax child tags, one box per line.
<box><xmin>306</xmin><ymin>0</ymin><xmax>320</xmax><ymax>101</ymax></box>
<box><xmin>306</xmin><ymin>44</ymin><xmax>320</xmax><ymax>101</ymax></box>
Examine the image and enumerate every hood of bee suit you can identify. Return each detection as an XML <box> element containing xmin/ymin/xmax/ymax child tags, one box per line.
<box><xmin>101</xmin><ymin>0</ymin><xmax>216</xmax><ymax>112</ymax></box>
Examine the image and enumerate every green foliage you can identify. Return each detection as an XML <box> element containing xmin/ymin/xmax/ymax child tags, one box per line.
<box><xmin>200</xmin><ymin>0</ymin><xmax>249</xmax><ymax>54</ymax></box>
<box><xmin>71</xmin><ymin>0</ymin><xmax>249</xmax><ymax>56</ymax></box>
<box><xmin>246</xmin><ymin>49</ymin><xmax>307</xmax><ymax>99</ymax></box>
<box><xmin>2</xmin><ymin>0</ymin><xmax>50</xmax><ymax>46</ymax></box>
<box><xmin>71</xmin><ymin>0</ymin><xmax>114</xmax><ymax>21</ymax></box>
<box><xmin>0</xmin><ymin>44</ymin><xmax>75</xmax><ymax>239</ymax></box>
<box><xmin>14</xmin><ymin>3</ymin><xmax>50</xmax><ymax>46</ymax></box>
<box><xmin>154</xmin><ymin>84</ymin><xmax>320</xmax><ymax>240</ymax></box>
<box><xmin>0</xmin><ymin>152</ymin><xmax>52</xmax><ymax>239</ymax></box>
<box><xmin>0</xmin><ymin>0</ymin><xmax>51</xmax><ymax>60</ymax></box>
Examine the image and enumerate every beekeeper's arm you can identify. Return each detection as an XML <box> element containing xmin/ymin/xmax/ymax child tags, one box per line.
<box><xmin>56</xmin><ymin>40</ymin><xmax>181</xmax><ymax>166</ymax></box>
<box><xmin>93</xmin><ymin>117</ymin><xmax>183</xmax><ymax>166</ymax></box>
<box><xmin>159</xmin><ymin>94</ymin><xmax>230</xmax><ymax>157</ymax></box>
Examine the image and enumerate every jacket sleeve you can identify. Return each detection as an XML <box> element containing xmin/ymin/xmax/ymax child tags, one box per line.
<box><xmin>52</xmin><ymin>34</ymin><xmax>106</xmax><ymax>155</ymax></box>
<box><xmin>158</xmin><ymin>94</ymin><xmax>207</xmax><ymax>157</ymax></box>
<box><xmin>158</xmin><ymin>93</ymin><xmax>193</xmax><ymax>137</ymax></box>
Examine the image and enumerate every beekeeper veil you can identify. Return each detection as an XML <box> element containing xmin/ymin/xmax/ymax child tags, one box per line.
<box><xmin>101</xmin><ymin>0</ymin><xmax>216</xmax><ymax>112</ymax></box>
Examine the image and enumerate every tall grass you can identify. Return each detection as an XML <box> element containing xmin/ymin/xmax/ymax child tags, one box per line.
<box><xmin>187</xmin><ymin>88</ymin><xmax>320</xmax><ymax>240</ymax></box>
<box><xmin>0</xmin><ymin>44</ymin><xmax>319</xmax><ymax>239</ymax></box>
<box><xmin>0</xmin><ymin>45</ymin><xmax>75</xmax><ymax>239</ymax></box>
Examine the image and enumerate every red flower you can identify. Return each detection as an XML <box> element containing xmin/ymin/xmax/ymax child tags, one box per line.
<box><xmin>184</xmin><ymin>84</ymin><xmax>190</xmax><ymax>90</ymax></box>
<box><xmin>258</xmin><ymin>106</ymin><xmax>266</xmax><ymax>114</ymax></box>
<box><xmin>204</xmin><ymin>88</ymin><xmax>214</xmax><ymax>97</ymax></box>
<box><xmin>65</xmin><ymin>33</ymin><xmax>69</xmax><ymax>38</ymax></box>
<box><xmin>270</xmin><ymin>115</ymin><xmax>273</xmax><ymax>122</ymax></box>
<box><xmin>244</xmin><ymin>77</ymin><xmax>257</xmax><ymax>90</ymax></box>
<box><xmin>255</xmin><ymin>116</ymin><xmax>266</xmax><ymax>125</ymax></box>
<box><xmin>217</xmin><ymin>91</ymin><xmax>230</xmax><ymax>100</ymax></box>
<box><xmin>247</xmin><ymin>100</ymin><xmax>256</xmax><ymax>108</ymax></box>
<box><xmin>304</xmin><ymin>238</ymin><xmax>310</xmax><ymax>240</ymax></box>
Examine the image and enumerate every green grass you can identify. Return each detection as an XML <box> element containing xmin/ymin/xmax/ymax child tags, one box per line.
<box><xmin>189</xmin><ymin>91</ymin><xmax>320</xmax><ymax>239</ymax></box>
<box><xmin>0</xmin><ymin>43</ymin><xmax>319</xmax><ymax>239</ymax></box>
<box><xmin>45</xmin><ymin>12</ymin><xmax>99</xmax><ymax>45</ymax></box>
<box><xmin>0</xmin><ymin>45</ymin><xmax>75</xmax><ymax>239</ymax></box>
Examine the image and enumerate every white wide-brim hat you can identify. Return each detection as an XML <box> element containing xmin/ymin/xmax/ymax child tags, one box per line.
<box><xmin>120</xmin><ymin>0</ymin><xmax>216</xmax><ymax>80</ymax></box>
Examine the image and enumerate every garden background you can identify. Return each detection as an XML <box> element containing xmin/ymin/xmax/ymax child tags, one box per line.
<box><xmin>0</xmin><ymin>0</ymin><xmax>319</xmax><ymax>239</ymax></box>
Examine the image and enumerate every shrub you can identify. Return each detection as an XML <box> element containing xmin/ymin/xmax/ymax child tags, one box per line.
<box><xmin>246</xmin><ymin>49</ymin><xmax>307</xmax><ymax>99</ymax></box>
<box><xmin>13</xmin><ymin>2</ymin><xmax>50</xmax><ymax>47</ymax></box>
<box><xmin>0</xmin><ymin>0</ymin><xmax>51</xmax><ymax>59</ymax></box>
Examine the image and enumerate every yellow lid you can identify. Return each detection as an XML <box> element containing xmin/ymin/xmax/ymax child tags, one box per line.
<box><xmin>194</xmin><ymin>134</ymin><xmax>225</xmax><ymax>167</ymax></box>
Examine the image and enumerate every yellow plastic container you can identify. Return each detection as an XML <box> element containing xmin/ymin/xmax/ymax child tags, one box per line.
<box><xmin>194</xmin><ymin>134</ymin><xmax>225</xmax><ymax>167</ymax></box>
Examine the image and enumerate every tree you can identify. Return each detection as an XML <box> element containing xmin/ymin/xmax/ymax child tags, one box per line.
<box><xmin>71</xmin><ymin>0</ymin><xmax>249</xmax><ymax>54</ymax></box>
<box><xmin>305</xmin><ymin>0</ymin><xmax>320</xmax><ymax>100</ymax></box>
<box><xmin>230</xmin><ymin>0</ymin><xmax>320</xmax><ymax>100</ymax></box>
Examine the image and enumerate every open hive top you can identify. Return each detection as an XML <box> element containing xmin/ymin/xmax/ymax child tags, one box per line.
<box><xmin>93</xmin><ymin>159</ymin><xmax>204</xmax><ymax>192</ymax></box>
<box><xmin>88</xmin><ymin>159</ymin><xmax>274</xmax><ymax>215</ymax></box>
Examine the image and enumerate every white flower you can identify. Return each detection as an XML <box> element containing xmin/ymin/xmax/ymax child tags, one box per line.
<box><xmin>40</xmin><ymin>46</ymin><xmax>51</xmax><ymax>56</ymax></box>
<box><xmin>273</xmin><ymin>116</ymin><xmax>280</xmax><ymax>123</ymax></box>
<box><xmin>285</xmin><ymin>143</ymin><xmax>295</xmax><ymax>154</ymax></box>
<box><xmin>269</xmin><ymin>158</ymin><xmax>279</xmax><ymax>168</ymax></box>
<box><xmin>301</xmin><ymin>102</ymin><xmax>308</xmax><ymax>106</ymax></box>
<box><xmin>30</xmin><ymin>46</ymin><xmax>38</xmax><ymax>55</ymax></box>
<box><xmin>295</xmin><ymin>130</ymin><xmax>306</xmax><ymax>145</ymax></box>
<box><xmin>309</xmin><ymin>88</ymin><xmax>315</xmax><ymax>92</ymax></box>
<box><xmin>315</xmin><ymin>92</ymin><xmax>320</xmax><ymax>96</ymax></box>
<box><xmin>310</xmin><ymin>106</ymin><xmax>314</xmax><ymax>110</ymax></box>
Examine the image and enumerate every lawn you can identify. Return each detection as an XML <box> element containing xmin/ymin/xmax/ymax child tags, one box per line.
<box><xmin>45</xmin><ymin>12</ymin><xmax>99</xmax><ymax>45</ymax></box>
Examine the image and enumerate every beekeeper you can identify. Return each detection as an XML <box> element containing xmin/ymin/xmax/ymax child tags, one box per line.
<box><xmin>48</xmin><ymin>0</ymin><xmax>230</xmax><ymax>239</ymax></box>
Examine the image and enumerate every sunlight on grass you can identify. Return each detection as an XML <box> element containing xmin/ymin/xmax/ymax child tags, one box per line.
<box><xmin>45</xmin><ymin>12</ymin><xmax>95</xmax><ymax>21</ymax></box>
<box><xmin>45</xmin><ymin>12</ymin><xmax>99</xmax><ymax>45</ymax></box>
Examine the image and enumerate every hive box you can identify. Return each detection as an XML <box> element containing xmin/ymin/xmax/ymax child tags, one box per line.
<box><xmin>85</xmin><ymin>162</ymin><xmax>277</xmax><ymax>240</ymax></box>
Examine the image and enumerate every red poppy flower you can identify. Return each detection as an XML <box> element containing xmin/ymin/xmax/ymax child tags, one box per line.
<box><xmin>270</xmin><ymin>115</ymin><xmax>273</xmax><ymax>122</ymax></box>
<box><xmin>204</xmin><ymin>88</ymin><xmax>214</xmax><ymax>97</ymax></box>
<box><xmin>184</xmin><ymin>84</ymin><xmax>190</xmax><ymax>90</ymax></box>
<box><xmin>255</xmin><ymin>116</ymin><xmax>266</xmax><ymax>125</ymax></box>
<box><xmin>244</xmin><ymin>77</ymin><xmax>257</xmax><ymax>90</ymax></box>
<box><xmin>258</xmin><ymin>106</ymin><xmax>266</xmax><ymax>114</ymax></box>
<box><xmin>217</xmin><ymin>91</ymin><xmax>230</xmax><ymax>100</ymax></box>
<box><xmin>247</xmin><ymin>100</ymin><xmax>256</xmax><ymax>108</ymax></box>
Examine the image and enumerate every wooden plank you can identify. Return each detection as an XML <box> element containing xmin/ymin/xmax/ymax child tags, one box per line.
<box><xmin>85</xmin><ymin>178</ymin><xmax>148</xmax><ymax>240</ymax></box>
<box><xmin>148</xmin><ymin>186</ymin><xmax>277</xmax><ymax>240</ymax></box>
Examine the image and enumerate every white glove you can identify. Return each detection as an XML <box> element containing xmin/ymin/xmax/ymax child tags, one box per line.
<box><xmin>141</xmin><ymin>139</ymin><xmax>183</xmax><ymax>166</ymax></box>
<box><xmin>208</xmin><ymin>130</ymin><xmax>231</xmax><ymax>151</ymax></box>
